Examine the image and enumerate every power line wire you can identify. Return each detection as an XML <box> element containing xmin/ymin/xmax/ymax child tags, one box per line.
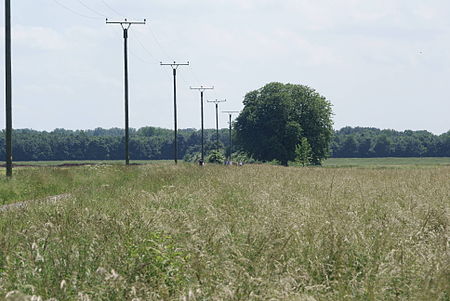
<box><xmin>101</xmin><ymin>0</ymin><xmax>124</xmax><ymax>18</ymax></box>
<box><xmin>148</xmin><ymin>27</ymin><xmax>171</xmax><ymax>61</ymax></box>
<box><xmin>51</xmin><ymin>0</ymin><xmax>102</xmax><ymax>19</ymax></box>
<box><xmin>100</xmin><ymin>1</ymin><xmax>161</xmax><ymax>66</ymax></box>
<box><xmin>133</xmin><ymin>33</ymin><xmax>157</xmax><ymax>61</ymax></box>
<box><xmin>129</xmin><ymin>48</ymin><xmax>153</xmax><ymax>64</ymax></box>
<box><xmin>148</xmin><ymin>27</ymin><xmax>200</xmax><ymax>86</ymax></box>
<box><xmin>76</xmin><ymin>0</ymin><xmax>108</xmax><ymax>17</ymax></box>
<box><xmin>177</xmin><ymin>71</ymin><xmax>194</xmax><ymax>89</ymax></box>
<box><xmin>98</xmin><ymin>2</ymin><xmax>197</xmax><ymax>85</ymax></box>
<box><xmin>188</xmin><ymin>62</ymin><xmax>203</xmax><ymax>86</ymax></box>
<box><xmin>148</xmin><ymin>26</ymin><xmax>203</xmax><ymax>85</ymax></box>
<box><xmin>146</xmin><ymin>26</ymin><xmax>204</xmax><ymax>85</ymax></box>
<box><xmin>133</xmin><ymin>29</ymin><xmax>188</xmax><ymax>82</ymax></box>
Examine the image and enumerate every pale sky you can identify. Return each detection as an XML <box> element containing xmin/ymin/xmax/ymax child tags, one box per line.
<box><xmin>1</xmin><ymin>0</ymin><xmax>449</xmax><ymax>134</ymax></box>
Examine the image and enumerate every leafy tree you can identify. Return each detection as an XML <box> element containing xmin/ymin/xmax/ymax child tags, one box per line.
<box><xmin>439</xmin><ymin>131</ymin><xmax>450</xmax><ymax>157</ymax></box>
<box><xmin>341</xmin><ymin>135</ymin><xmax>358</xmax><ymax>157</ymax></box>
<box><xmin>295</xmin><ymin>137</ymin><xmax>312</xmax><ymax>166</ymax></box>
<box><xmin>373</xmin><ymin>135</ymin><xmax>392</xmax><ymax>157</ymax></box>
<box><xmin>86</xmin><ymin>138</ymin><xmax>109</xmax><ymax>160</ymax></box>
<box><xmin>206</xmin><ymin>150</ymin><xmax>225</xmax><ymax>164</ymax></box>
<box><xmin>1</xmin><ymin>126</ymin><xmax>448</xmax><ymax>162</ymax></box>
<box><xmin>235</xmin><ymin>82</ymin><xmax>333</xmax><ymax>165</ymax></box>
<box><xmin>357</xmin><ymin>136</ymin><xmax>373</xmax><ymax>157</ymax></box>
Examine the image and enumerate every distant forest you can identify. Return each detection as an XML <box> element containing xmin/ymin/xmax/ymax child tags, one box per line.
<box><xmin>331</xmin><ymin>127</ymin><xmax>450</xmax><ymax>158</ymax></box>
<box><xmin>0</xmin><ymin>126</ymin><xmax>449</xmax><ymax>161</ymax></box>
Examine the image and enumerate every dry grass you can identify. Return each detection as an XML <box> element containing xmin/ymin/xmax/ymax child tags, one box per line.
<box><xmin>0</xmin><ymin>164</ymin><xmax>449</xmax><ymax>300</ymax></box>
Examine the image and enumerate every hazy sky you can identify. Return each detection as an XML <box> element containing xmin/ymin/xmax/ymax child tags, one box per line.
<box><xmin>1</xmin><ymin>0</ymin><xmax>449</xmax><ymax>134</ymax></box>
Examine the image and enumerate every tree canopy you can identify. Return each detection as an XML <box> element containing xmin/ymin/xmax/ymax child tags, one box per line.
<box><xmin>234</xmin><ymin>82</ymin><xmax>334</xmax><ymax>165</ymax></box>
<box><xmin>0</xmin><ymin>126</ymin><xmax>448</xmax><ymax>162</ymax></box>
<box><xmin>331</xmin><ymin>127</ymin><xmax>450</xmax><ymax>158</ymax></box>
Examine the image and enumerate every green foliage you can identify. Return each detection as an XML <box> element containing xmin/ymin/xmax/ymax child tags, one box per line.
<box><xmin>1</xmin><ymin>126</ymin><xmax>448</xmax><ymax>162</ymax></box>
<box><xmin>235</xmin><ymin>82</ymin><xmax>333</xmax><ymax>165</ymax></box>
<box><xmin>206</xmin><ymin>150</ymin><xmax>225</xmax><ymax>164</ymax></box>
<box><xmin>0</xmin><ymin>168</ymin><xmax>76</xmax><ymax>205</ymax></box>
<box><xmin>183</xmin><ymin>151</ymin><xmax>201</xmax><ymax>163</ymax></box>
<box><xmin>267</xmin><ymin>159</ymin><xmax>282</xmax><ymax>165</ymax></box>
<box><xmin>0</xmin><ymin>128</ymin><xmax>231</xmax><ymax>162</ymax></box>
<box><xmin>125</xmin><ymin>232</ymin><xmax>188</xmax><ymax>292</ymax></box>
<box><xmin>231</xmin><ymin>151</ymin><xmax>258</xmax><ymax>164</ymax></box>
<box><xmin>373</xmin><ymin>135</ymin><xmax>392</xmax><ymax>157</ymax></box>
<box><xmin>323</xmin><ymin>157</ymin><xmax>450</xmax><ymax>167</ymax></box>
<box><xmin>295</xmin><ymin>137</ymin><xmax>313</xmax><ymax>166</ymax></box>
<box><xmin>331</xmin><ymin>127</ymin><xmax>450</xmax><ymax>158</ymax></box>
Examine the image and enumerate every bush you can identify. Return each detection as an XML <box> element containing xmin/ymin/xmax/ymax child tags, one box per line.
<box><xmin>183</xmin><ymin>151</ymin><xmax>201</xmax><ymax>163</ymax></box>
<box><xmin>230</xmin><ymin>151</ymin><xmax>258</xmax><ymax>164</ymax></box>
<box><xmin>206</xmin><ymin>150</ymin><xmax>225</xmax><ymax>164</ymax></box>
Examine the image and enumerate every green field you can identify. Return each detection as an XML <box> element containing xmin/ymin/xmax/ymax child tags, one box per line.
<box><xmin>323</xmin><ymin>157</ymin><xmax>450</xmax><ymax>167</ymax></box>
<box><xmin>0</xmin><ymin>162</ymin><xmax>449</xmax><ymax>300</ymax></box>
<box><xmin>3</xmin><ymin>160</ymin><xmax>172</xmax><ymax>167</ymax></box>
<box><xmin>4</xmin><ymin>157</ymin><xmax>450</xmax><ymax>168</ymax></box>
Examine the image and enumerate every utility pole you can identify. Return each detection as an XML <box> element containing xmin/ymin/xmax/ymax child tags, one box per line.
<box><xmin>106</xmin><ymin>18</ymin><xmax>146</xmax><ymax>165</ymax></box>
<box><xmin>190</xmin><ymin>86</ymin><xmax>214</xmax><ymax>163</ymax></box>
<box><xmin>222</xmin><ymin>111</ymin><xmax>239</xmax><ymax>161</ymax></box>
<box><xmin>161</xmin><ymin>61</ymin><xmax>190</xmax><ymax>164</ymax></box>
<box><xmin>5</xmin><ymin>0</ymin><xmax>12</xmax><ymax>177</ymax></box>
<box><xmin>207</xmin><ymin>99</ymin><xmax>226</xmax><ymax>150</ymax></box>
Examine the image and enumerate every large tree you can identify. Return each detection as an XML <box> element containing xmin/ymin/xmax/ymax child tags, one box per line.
<box><xmin>235</xmin><ymin>82</ymin><xmax>333</xmax><ymax>165</ymax></box>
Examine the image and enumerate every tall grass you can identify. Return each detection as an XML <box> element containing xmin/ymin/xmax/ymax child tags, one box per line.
<box><xmin>322</xmin><ymin>157</ymin><xmax>450</xmax><ymax>167</ymax></box>
<box><xmin>1</xmin><ymin>164</ymin><xmax>449</xmax><ymax>300</ymax></box>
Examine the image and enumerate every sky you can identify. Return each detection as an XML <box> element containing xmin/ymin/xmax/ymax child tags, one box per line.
<box><xmin>0</xmin><ymin>0</ymin><xmax>449</xmax><ymax>134</ymax></box>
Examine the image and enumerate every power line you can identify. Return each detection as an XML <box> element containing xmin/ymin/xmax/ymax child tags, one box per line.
<box><xmin>144</xmin><ymin>26</ymin><xmax>203</xmax><ymax>86</ymax></box>
<box><xmin>177</xmin><ymin>69</ymin><xmax>196</xmax><ymax>90</ymax></box>
<box><xmin>148</xmin><ymin>27</ymin><xmax>171</xmax><ymax>61</ymax></box>
<box><xmin>51</xmin><ymin>0</ymin><xmax>102</xmax><ymax>19</ymax></box>
<box><xmin>101</xmin><ymin>3</ymin><xmax>193</xmax><ymax>88</ymax></box>
<box><xmin>101</xmin><ymin>0</ymin><xmax>124</xmax><ymax>18</ymax></box>
<box><xmin>129</xmin><ymin>48</ymin><xmax>153</xmax><ymax>64</ymax></box>
<box><xmin>133</xmin><ymin>34</ymin><xmax>157</xmax><ymax>61</ymax></box>
<box><xmin>177</xmin><ymin>61</ymin><xmax>201</xmax><ymax>87</ymax></box>
<box><xmin>124</xmin><ymin>13</ymin><xmax>202</xmax><ymax>88</ymax></box>
<box><xmin>76</xmin><ymin>0</ymin><xmax>108</xmax><ymax>18</ymax></box>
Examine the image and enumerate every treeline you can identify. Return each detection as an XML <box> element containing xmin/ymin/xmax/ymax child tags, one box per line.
<box><xmin>331</xmin><ymin>127</ymin><xmax>450</xmax><ymax>158</ymax></box>
<box><xmin>0</xmin><ymin>127</ymin><xmax>230</xmax><ymax>161</ymax></box>
<box><xmin>0</xmin><ymin>126</ymin><xmax>449</xmax><ymax>161</ymax></box>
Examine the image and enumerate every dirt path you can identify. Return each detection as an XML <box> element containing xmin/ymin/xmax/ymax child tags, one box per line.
<box><xmin>0</xmin><ymin>194</ymin><xmax>71</xmax><ymax>213</ymax></box>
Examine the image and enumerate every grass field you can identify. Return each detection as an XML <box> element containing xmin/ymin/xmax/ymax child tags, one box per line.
<box><xmin>3</xmin><ymin>157</ymin><xmax>450</xmax><ymax>168</ymax></box>
<box><xmin>322</xmin><ymin>157</ymin><xmax>450</xmax><ymax>167</ymax></box>
<box><xmin>2</xmin><ymin>160</ymin><xmax>172</xmax><ymax>167</ymax></box>
<box><xmin>2</xmin><ymin>158</ymin><xmax>447</xmax><ymax>206</ymax></box>
<box><xmin>0</xmin><ymin>162</ymin><xmax>449</xmax><ymax>300</ymax></box>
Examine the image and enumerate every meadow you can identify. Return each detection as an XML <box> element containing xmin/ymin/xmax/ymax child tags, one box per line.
<box><xmin>322</xmin><ymin>157</ymin><xmax>450</xmax><ymax>167</ymax></box>
<box><xmin>0</xmin><ymin>161</ymin><xmax>449</xmax><ymax>300</ymax></box>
